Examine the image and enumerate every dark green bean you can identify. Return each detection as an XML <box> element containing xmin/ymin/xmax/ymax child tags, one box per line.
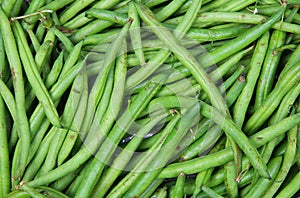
<box><xmin>264</xmin><ymin>125</ymin><xmax>297</xmax><ymax>197</ymax></box>
<box><xmin>20</xmin><ymin>183</ymin><xmax>47</xmax><ymax>198</ymax></box>
<box><xmin>170</xmin><ymin>173</ymin><xmax>186</xmax><ymax>198</ymax></box>
<box><xmin>135</xmin><ymin>1</ymin><xmax>229</xmax><ymax>116</ymax></box>
<box><xmin>91</xmin><ymin>113</ymin><xmax>168</xmax><ymax>197</ymax></box>
<box><xmin>244</xmin><ymin>63</ymin><xmax>300</xmax><ymax>134</ymax></box>
<box><xmin>12</xmin><ymin>21</ymin><xmax>61</xmax><ymax>128</ymax></box>
<box><xmin>276</xmin><ymin>170</ymin><xmax>300</xmax><ymax>198</ymax></box>
<box><xmin>86</xmin><ymin>8</ymin><xmax>128</xmax><ymax>24</ymax></box>
<box><xmin>233</xmin><ymin>31</ymin><xmax>270</xmax><ymax>126</ymax></box>
<box><xmin>244</xmin><ymin>156</ymin><xmax>283</xmax><ymax>198</ymax></box>
<box><xmin>0</xmin><ymin>6</ymin><xmax>31</xmax><ymax>182</ymax></box>
<box><xmin>0</xmin><ymin>96</ymin><xmax>10</xmax><ymax>196</ymax></box>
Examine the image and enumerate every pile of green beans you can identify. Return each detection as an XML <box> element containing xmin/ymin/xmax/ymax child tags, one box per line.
<box><xmin>0</xmin><ymin>0</ymin><xmax>299</xmax><ymax>197</ymax></box>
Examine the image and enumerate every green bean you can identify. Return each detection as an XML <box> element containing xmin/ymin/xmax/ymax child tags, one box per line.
<box><xmin>187</xmin><ymin>24</ymin><xmax>252</xmax><ymax>42</ymax></box>
<box><xmin>51</xmin><ymin>168</ymin><xmax>81</xmax><ymax>192</ymax></box>
<box><xmin>80</xmin><ymin>20</ymin><xmax>130</xmax><ymax>140</ymax></box>
<box><xmin>249</xmin><ymin>113</ymin><xmax>300</xmax><ymax>147</ymax></box>
<box><xmin>91</xmin><ymin>113</ymin><xmax>168</xmax><ymax>197</ymax></box>
<box><xmin>37</xmin><ymin>128</ymin><xmax>67</xmax><ymax>177</ymax></box>
<box><xmin>27</xmin><ymin>29</ymin><xmax>41</xmax><ymax>52</ymax></box>
<box><xmin>57</xmin><ymin>69</ymin><xmax>88</xmax><ymax>164</ymax></box>
<box><xmin>10</xmin><ymin>0</ymin><xmax>23</xmax><ymax>18</ymax></box>
<box><xmin>59</xmin><ymin>0</ymin><xmax>96</xmax><ymax>25</ymax></box>
<box><xmin>233</xmin><ymin>31</ymin><xmax>270</xmax><ymax>127</ymax></box>
<box><xmin>71</xmin><ymin>19</ymin><xmax>114</xmax><ymax>43</ymax></box>
<box><xmin>135</xmin><ymin>1</ymin><xmax>229</xmax><ymax>116</ymax></box>
<box><xmin>179</xmin><ymin>125</ymin><xmax>222</xmax><ymax>161</ymax></box>
<box><xmin>244</xmin><ymin>63</ymin><xmax>300</xmax><ymax>134</ymax></box>
<box><xmin>225</xmin><ymin>73</ymin><xmax>246</xmax><ymax>107</ymax></box>
<box><xmin>276</xmin><ymin>168</ymin><xmax>300</xmax><ymax>198</ymax></box>
<box><xmin>86</xmin><ymin>8</ymin><xmax>128</xmax><ymax>24</ymax></box>
<box><xmin>0</xmin><ymin>79</ymin><xmax>17</xmax><ymax>122</ymax></box>
<box><xmin>106</xmin><ymin>115</ymin><xmax>181</xmax><ymax>197</ymax></box>
<box><xmin>20</xmin><ymin>183</ymin><xmax>47</xmax><ymax>198</ymax></box>
<box><xmin>279</xmin><ymin>45</ymin><xmax>300</xmax><ymax>78</ymax></box>
<box><xmin>129</xmin><ymin>2</ymin><xmax>146</xmax><ymax>66</ymax></box>
<box><xmin>76</xmin><ymin>60</ymin><xmax>165</xmax><ymax>197</ymax></box>
<box><xmin>216</xmin><ymin>0</ymin><xmax>256</xmax><ymax>12</ymax></box>
<box><xmin>1</xmin><ymin>0</ymin><xmax>17</xmax><ymax>16</ymax></box>
<box><xmin>159</xmin><ymin>148</ymin><xmax>234</xmax><ymax>178</ymax></box>
<box><xmin>34</xmin><ymin>41</ymin><xmax>53</xmax><ymax>71</ymax></box>
<box><xmin>35</xmin><ymin>186</ymin><xmax>69</xmax><ymax>198</ymax></box>
<box><xmin>263</xmin><ymin>125</ymin><xmax>297</xmax><ymax>197</ymax></box>
<box><xmin>202</xmin><ymin>185</ymin><xmax>224</xmax><ymax>198</ymax></box>
<box><xmin>49</xmin><ymin>26</ymin><xmax>74</xmax><ymax>52</ymax></box>
<box><xmin>0</xmin><ymin>6</ymin><xmax>31</xmax><ymax>182</ymax></box>
<box><xmin>44</xmin><ymin>51</ymin><xmax>64</xmax><ymax>88</ymax></box>
<box><xmin>113</xmin><ymin>105</ymin><xmax>200</xmax><ymax>197</ymax></box>
<box><xmin>59</xmin><ymin>41</ymin><xmax>83</xmax><ymax>78</ymax></box>
<box><xmin>22</xmin><ymin>127</ymin><xmax>55</xmax><ymax>182</ymax></box>
<box><xmin>155</xmin><ymin>0</ymin><xmax>187</xmax><ymax>21</ymax></box>
<box><xmin>244</xmin><ymin>156</ymin><xmax>283</xmax><ymax>198</ymax></box>
<box><xmin>125</xmin><ymin>0</ymin><xmax>202</xmax><ymax>90</ymax></box>
<box><xmin>152</xmin><ymin>187</ymin><xmax>168</xmax><ymax>198</ymax></box>
<box><xmin>82</xmin><ymin>29</ymin><xmax>121</xmax><ymax>45</ymax></box>
<box><xmin>0</xmin><ymin>96</ymin><xmax>10</xmax><ymax>196</ymax></box>
<box><xmin>170</xmin><ymin>173</ymin><xmax>186</xmax><ymax>198</ymax></box>
<box><xmin>6</xmin><ymin>190</ymin><xmax>30</xmax><ymax>198</ymax></box>
<box><xmin>12</xmin><ymin>20</ymin><xmax>61</xmax><ymax>128</ymax></box>
<box><xmin>255</xmin><ymin>29</ymin><xmax>287</xmax><ymax>109</ymax></box>
<box><xmin>139</xmin><ymin>179</ymin><xmax>165</xmax><ymax>198</ymax></box>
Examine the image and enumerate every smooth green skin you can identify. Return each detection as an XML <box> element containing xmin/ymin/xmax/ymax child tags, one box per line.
<box><xmin>12</xmin><ymin>21</ymin><xmax>61</xmax><ymax>128</ymax></box>
<box><xmin>263</xmin><ymin>125</ymin><xmax>298</xmax><ymax>197</ymax></box>
<box><xmin>233</xmin><ymin>31</ymin><xmax>270</xmax><ymax>127</ymax></box>
<box><xmin>0</xmin><ymin>96</ymin><xmax>10</xmax><ymax>196</ymax></box>
<box><xmin>249</xmin><ymin>113</ymin><xmax>300</xmax><ymax>147</ymax></box>
<box><xmin>225</xmin><ymin>75</ymin><xmax>246</xmax><ymax>107</ymax></box>
<box><xmin>244</xmin><ymin>157</ymin><xmax>283</xmax><ymax>198</ymax></box>
<box><xmin>155</xmin><ymin>0</ymin><xmax>187</xmax><ymax>21</ymax></box>
<box><xmin>0</xmin><ymin>79</ymin><xmax>17</xmax><ymax>122</ymax></box>
<box><xmin>86</xmin><ymin>8</ymin><xmax>128</xmax><ymax>24</ymax></box>
<box><xmin>59</xmin><ymin>41</ymin><xmax>83</xmax><ymax>78</ymax></box>
<box><xmin>79</xmin><ymin>21</ymin><xmax>130</xmax><ymax>141</ymax></box>
<box><xmin>202</xmin><ymin>186</ymin><xmax>224</xmax><ymax>198</ymax></box>
<box><xmin>36</xmin><ymin>186</ymin><xmax>70</xmax><ymax>198</ymax></box>
<box><xmin>0</xmin><ymin>6</ymin><xmax>31</xmax><ymax>185</ymax></box>
<box><xmin>135</xmin><ymin>1</ymin><xmax>229</xmax><ymax>117</ymax></box>
<box><xmin>126</xmin><ymin>0</ymin><xmax>202</xmax><ymax>90</ymax></box>
<box><xmin>27</xmin><ymin>29</ymin><xmax>41</xmax><ymax>52</ymax></box>
<box><xmin>22</xmin><ymin>127</ymin><xmax>55</xmax><ymax>182</ymax></box>
<box><xmin>244</xmin><ymin>63</ymin><xmax>300</xmax><ymax>134</ymax></box>
<box><xmin>170</xmin><ymin>173</ymin><xmax>186</xmax><ymax>198</ymax></box>
<box><xmin>57</xmin><ymin>71</ymin><xmax>88</xmax><ymax>165</ymax></box>
<box><xmin>91</xmin><ymin>114</ymin><xmax>168</xmax><ymax>197</ymax></box>
<box><xmin>124</xmin><ymin>105</ymin><xmax>200</xmax><ymax>197</ymax></box>
<box><xmin>129</xmin><ymin>2</ymin><xmax>146</xmax><ymax>66</ymax></box>
<box><xmin>276</xmin><ymin>168</ymin><xmax>300</xmax><ymax>198</ymax></box>
<box><xmin>75</xmin><ymin>40</ymin><xmax>127</xmax><ymax>197</ymax></box>
<box><xmin>103</xmin><ymin>92</ymin><xmax>181</xmax><ymax>198</ymax></box>
<box><xmin>37</xmin><ymin>128</ymin><xmax>67</xmax><ymax>177</ymax></box>
<box><xmin>50</xmin><ymin>26</ymin><xmax>74</xmax><ymax>52</ymax></box>
<box><xmin>63</xmin><ymin>0</ymin><xmax>122</xmax><ymax>29</ymax></box>
<box><xmin>59</xmin><ymin>0</ymin><xmax>96</xmax><ymax>24</ymax></box>
<box><xmin>20</xmin><ymin>184</ymin><xmax>47</xmax><ymax>198</ymax></box>
<box><xmin>6</xmin><ymin>190</ymin><xmax>31</xmax><ymax>198</ymax></box>
<box><xmin>110</xmin><ymin>105</ymin><xmax>199</xmax><ymax>197</ymax></box>
<box><xmin>186</xmin><ymin>24</ymin><xmax>251</xmax><ymax>42</ymax></box>
<box><xmin>160</xmin><ymin>102</ymin><xmax>270</xmax><ymax>179</ymax></box>
<box><xmin>255</xmin><ymin>29</ymin><xmax>286</xmax><ymax>110</ymax></box>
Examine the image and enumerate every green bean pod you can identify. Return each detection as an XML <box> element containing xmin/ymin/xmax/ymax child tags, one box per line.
<box><xmin>86</xmin><ymin>8</ymin><xmax>128</xmax><ymax>24</ymax></box>
<box><xmin>233</xmin><ymin>31</ymin><xmax>270</xmax><ymax>127</ymax></box>
<box><xmin>170</xmin><ymin>173</ymin><xmax>186</xmax><ymax>198</ymax></box>
<box><xmin>276</xmin><ymin>170</ymin><xmax>300</xmax><ymax>198</ymax></box>
<box><xmin>12</xmin><ymin>21</ymin><xmax>61</xmax><ymax>128</ymax></box>
<box><xmin>244</xmin><ymin>156</ymin><xmax>283</xmax><ymax>198</ymax></box>
<box><xmin>0</xmin><ymin>96</ymin><xmax>10</xmax><ymax>196</ymax></box>
<box><xmin>255</xmin><ymin>29</ymin><xmax>287</xmax><ymax>109</ymax></box>
<box><xmin>0</xmin><ymin>6</ymin><xmax>31</xmax><ymax>182</ymax></box>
